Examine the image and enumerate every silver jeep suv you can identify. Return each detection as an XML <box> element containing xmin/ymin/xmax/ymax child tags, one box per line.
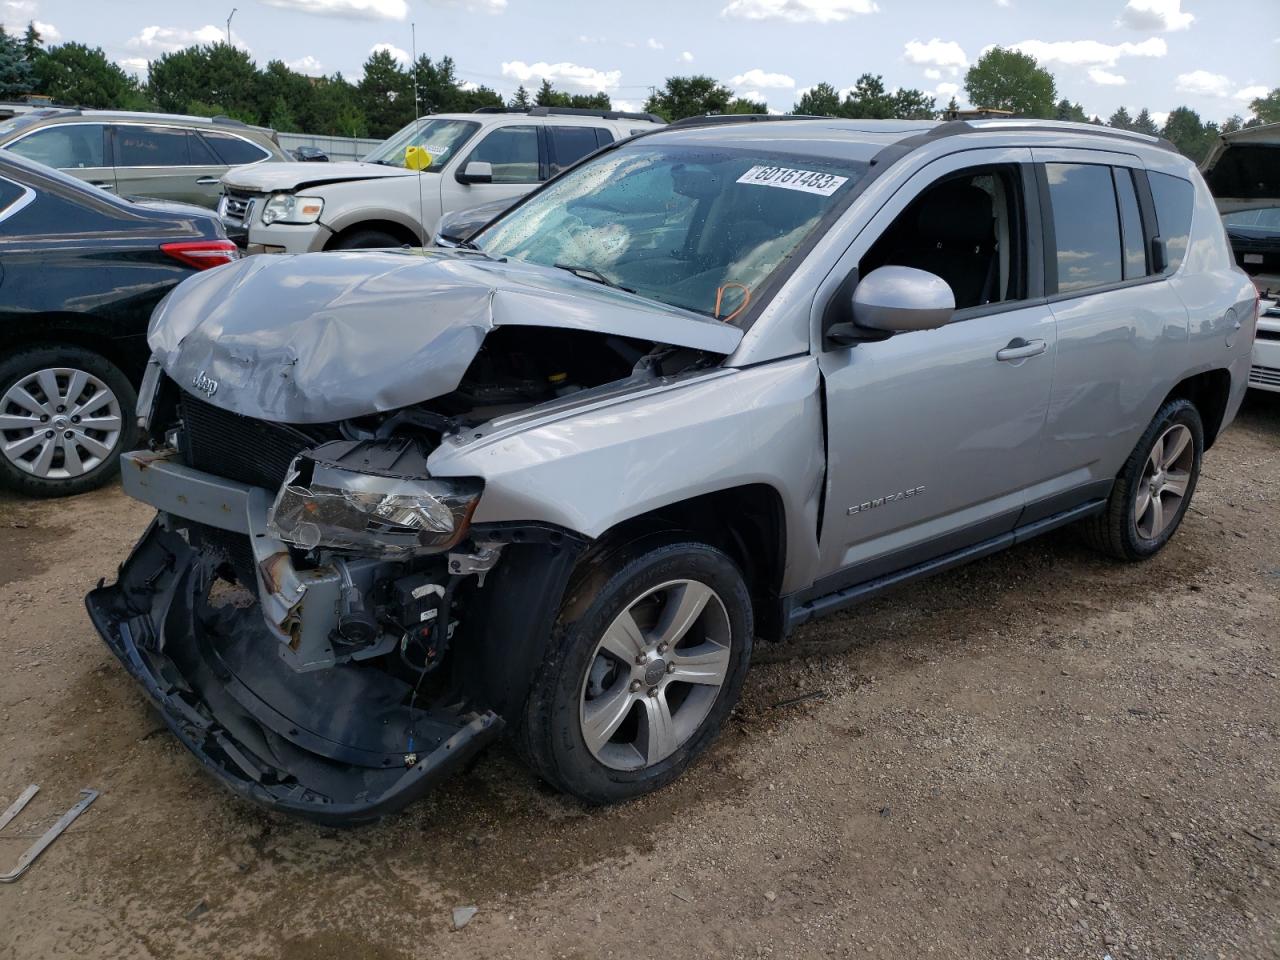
<box><xmin>87</xmin><ymin>116</ymin><xmax>1258</xmax><ymax>824</ymax></box>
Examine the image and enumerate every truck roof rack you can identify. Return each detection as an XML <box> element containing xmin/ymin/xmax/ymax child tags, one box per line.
<box><xmin>666</xmin><ymin>113</ymin><xmax>831</xmax><ymax>129</ymax></box>
<box><xmin>474</xmin><ymin>105</ymin><xmax>666</xmax><ymax>124</ymax></box>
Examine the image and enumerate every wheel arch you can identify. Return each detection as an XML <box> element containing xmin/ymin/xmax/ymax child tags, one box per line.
<box><xmin>1162</xmin><ymin>367</ymin><xmax>1232</xmax><ymax>449</ymax></box>
<box><xmin>322</xmin><ymin>218</ymin><xmax>421</xmax><ymax>250</ymax></box>
<box><xmin>0</xmin><ymin>319</ymin><xmax>148</xmax><ymax>383</ymax></box>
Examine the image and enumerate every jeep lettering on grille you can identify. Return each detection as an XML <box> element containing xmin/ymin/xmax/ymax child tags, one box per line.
<box><xmin>191</xmin><ymin>370</ymin><xmax>219</xmax><ymax>398</ymax></box>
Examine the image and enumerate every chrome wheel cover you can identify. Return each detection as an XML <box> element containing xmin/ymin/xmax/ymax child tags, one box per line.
<box><xmin>0</xmin><ymin>367</ymin><xmax>123</xmax><ymax>480</ymax></box>
<box><xmin>1134</xmin><ymin>423</ymin><xmax>1194</xmax><ymax>540</ymax></box>
<box><xmin>579</xmin><ymin>578</ymin><xmax>732</xmax><ymax>772</ymax></box>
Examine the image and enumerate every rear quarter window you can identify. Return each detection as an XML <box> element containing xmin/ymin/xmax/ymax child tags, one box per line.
<box><xmin>1148</xmin><ymin>171</ymin><xmax>1194</xmax><ymax>274</ymax></box>
<box><xmin>0</xmin><ymin>176</ymin><xmax>30</xmax><ymax>222</ymax></box>
<box><xmin>201</xmin><ymin>131</ymin><xmax>271</xmax><ymax>165</ymax></box>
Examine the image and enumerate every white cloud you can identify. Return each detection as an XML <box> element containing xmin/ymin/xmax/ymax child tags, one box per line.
<box><xmin>370</xmin><ymin>42</ymin><xmax>410</xmax><ymax>64</ymax></box>
<box><xmin>458</xmin><ymin>80</ymin><xmax>480</xmax><ymax>92</ymax></box>
<box><xmin>1175</xmin><ymin>69</ymin><xmax>1231</xmax><ymax>97</ymax></box>
<box><xmin>1117</xmin><ymin>0</ymin><xmax>1193</xmax><ymax>32</ymax></box>
<box><xmin>735</xmin><ymin>89</ymin><xmax>768</xmax><ymax>103</ymax></box>
<box><xmin>680</xmin><ymin>50</ymin><xmax>694</xmax><ymax>63</ymax></box>
<box><xmin>1234</xmin><ymin>84</ymin><xmax>1270</xmax><ymax>102</ymax></box>
<box><xmin>720</xmin><ymin>0</ymin><xmax>878</xmax><ymax>24</ymax></box>
<box><xmin>935</xmin><ymin>81</ymin><xmax>959</xmax><ymax>98</ymax></box>
<box><xmin>117</xmin><ymin>56</ymin><xmax>149</xmax><ymax>76</ymax></box>
<box><xmin>729</xmin><ymin>67</ymin><xmax>796</xmax><ymax>89</ymax></box>
<box><xmin>30</xmin><ymin>18</ymin><xmax>56</xmax><ymax>40</ymax></box>
<box><xmin>923</xmin><ymin>68</ymin><xmax>941</xmax><ymax>80</ymax></box>
<box><xmin>128</xmin><ymin>24</ymin><xmax>248</xmax><ymax>53</ymax></box>
<box><xmin>646</xmin><ymin>37</ymin><xmax>664</xmax><ymax>50</ymax></box>
<box><xmin>1150</xmin><ymin>110</ymin><xmax>1169</xmax><ymax>127</ymax></box>
<box><xmin>613</xmin><ymin>98</ymin><xmax>640</xmax><ymax>112</ymax></box>
<box><xmin>903</xmin><ymin>38</ymin><xmax>968</xmax><ymax>76</ymax></box>
<box><xmin>3</xmin><ymin>0</ymin><xmax>36</xmax><ymax>13</ymax></box>
<box><xmin>259</xmin><ymin>0</ymin><xmax>408</xmax><ymax>19</ymax></box>
<box><xmin>501</xmin><ymin>60</ymin><xmax>622</xmax><ymax>93</ymax></box>
<box><xmin>1088</xmin><ymin>67</ymin><xmax>1127</xmax><ymax>86</ymax></box>
<box><xmin>286</xmin><ymin>55</ymin><xmax>325</xmax><ymax>75</ymax></box>
<box><xmin>1001</xmin><ymin>37</ymin><xmax>1166</xmax><ymax>67</ymax></box>
<box><xmin>995</xmin><ymin>0</ymin><xmax>1011</xmax><ymax>6</ymax></box>
<box><xmin>577</xmin><ymin>34</ymin><xmax>607</xmax><ymax>44</ymax></box>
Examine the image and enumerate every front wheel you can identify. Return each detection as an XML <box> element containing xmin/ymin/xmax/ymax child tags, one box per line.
<box><xmin>520</xmin><ymin>541</ymin><xmax>753</xmax><ymax>804</ymax></box>
<box><xmin>1084</xmin><ymin>398</ymin><xmax>1203</xmax><ymax>561</ymax></box>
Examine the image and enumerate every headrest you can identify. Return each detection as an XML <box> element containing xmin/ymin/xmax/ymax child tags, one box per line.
<box><xmin>915</xmin><ymin>183</ymin><xmax>994</xmax><ymax>246</ymax></box>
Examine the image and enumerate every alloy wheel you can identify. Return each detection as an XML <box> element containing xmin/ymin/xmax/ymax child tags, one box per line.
<box><xmin>1134</xmin><ymin>422</ymin><xmax>1194</xmax><ymax>540</ymax></box>
<box><xmin>579</xmin><ymin>578</ymin><xmax>733</xmax><ymax>772</ymax></box>
<box><xmin>0</xmin><ymin>367</ymin><xmax>123</xmax><ymax>479</ymax></box>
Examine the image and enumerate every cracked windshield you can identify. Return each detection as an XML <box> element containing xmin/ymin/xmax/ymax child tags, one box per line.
<box><xmin>476</xmin><ymin>145</ymin><xmax>866</xmax><ymax>321</ymax></box>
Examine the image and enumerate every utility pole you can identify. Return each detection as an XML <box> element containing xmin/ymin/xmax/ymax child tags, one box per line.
<box><xmin>226</xmin><ymin>7</ymin><xmax>237</xmax><ymax>47</ymax></box>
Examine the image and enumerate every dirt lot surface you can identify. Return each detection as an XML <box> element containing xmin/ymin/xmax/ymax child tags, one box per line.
<box><xmin>1</xmin><ymin>395</ymin><xmax>1277</xmax><ymax>960</ymax></box>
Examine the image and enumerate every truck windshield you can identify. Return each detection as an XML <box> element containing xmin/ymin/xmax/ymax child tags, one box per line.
<box><xmin>362</xmin><ymin>118</ymin><xmax>479</xmax><ymax>170</ymax></box>
<box><xmin>475</xmin><ymin>144</ymin><xmax>866</xmax><ymax>322</ymax></box>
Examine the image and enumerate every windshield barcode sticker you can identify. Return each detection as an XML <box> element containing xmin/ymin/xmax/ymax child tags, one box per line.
<box><xmin>736</xmin><ymin>166</ymin><xmax>848</xmax><ymax>196</ymax></box>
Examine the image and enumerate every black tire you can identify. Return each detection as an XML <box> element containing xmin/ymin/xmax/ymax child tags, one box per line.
<box><xmin>0</xmin><ymin>345</ymin><xmax>137</xmax><ymax>498</ymax></box>
<box><xmin>520</xmin><ymin>540</ymin><xmax>753</xmax><ymax>804</ymax></box>
<box><xmin>1083</xmin><ymin>398</ymin><xmax>1203</xmax><ymax>561</ymax></box>
<box><xmin>329</xmin><ymin>229</ymin><xmax>410</xmax><ymax>250</ymax></box>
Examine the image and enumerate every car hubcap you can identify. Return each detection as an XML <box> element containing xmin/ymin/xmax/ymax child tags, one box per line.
<box><xmin>1134</xmin><ymin>423</ymin><xmax>1193</xmax><ymax>540</ymax></box>
<box><xmin>579</xmin><ymin>578</ymin><xmax>732</xmax><ymax>772</ymax></box>
<box><xmin>0</xmin><ymin>367</ymin><xmax>122</xmax><ymax>480</ymax></box>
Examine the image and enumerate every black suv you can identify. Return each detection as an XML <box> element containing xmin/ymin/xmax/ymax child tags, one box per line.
<box><xmin>0</xmin><ymin>152</ymin><xmax>238</xmax><ymax>497</ymax></box>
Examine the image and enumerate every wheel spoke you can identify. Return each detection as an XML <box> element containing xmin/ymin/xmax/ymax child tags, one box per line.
<box><xmin>581</xmin><ymin>680</ymin><xmax>636</xmax><ymax>754</ymax></box>
<box><xmin>1162</xmin><ymin>470</ymin><xmax>1189</xmax><ymax>499</ymax></box>
<box><xmin>598</xmin><ymin>608</ymin><xmax>649</xmax><ymax>663</ymax></box>
<box><xmin>30</xmin><ymin>435</ymin><xmax>56</xmax><ymax>475</ymax></box>
<box><xmin>1135</xmin><ymin>487</ymin><xmax>1152</xmax><ymax>524</ymax></box>
<box><xmin>60</xmin><ymin>437</ymin><xmax>85</xmax><ymax>476</ymax></box>
<box><xmin>72</xmin><ymin>431</ymin><xmax>113</xmax><ymax>460</ymax></box>
<box><xmin>1148</xmin><ymin>492</ymin><xmax>1165</xmax><ymax>536</ymax></box>
<box><xmin>654</xmin><ymin>581</ymin><xmax>713</xmax><ymax>647</ymax></box>
<box><xmin>62</xmin><ymin>369</ymin><xmax>88</xmax><ymax>409</ymax></box>
<box><xmin>0</xmin><ymin>412</ymin><xmax>44</xmax><ymax>431</ymax></box>
<box><xmin>640</xmin><ymin>690</ymin><xmax>678</xmax><ymax>764</ymax></box>
<box><xmin>72</xmin><ymin>389</ymin><xmax>113</xmax><ymax>419</ymax></box>
<box><xmin>35</xmin><ymin>369</ymin><xmax>62</xmax><ymax>409</ymax></box>
<box><xmin>4</xmin><ymin>432</ymin><xmax>45</xmax><ymax>458</ymax></box>
<box><xmin>667</xmin><ymin>641</ymin><xmax>730</xmax><ymax>686</ymax></box>
<box><xmin>1147</xmin><ymin>436</ymin><xmax>1163</xmax><ymax>474</ymax></box>
<box><xmin>77</xmin><ymin>414</ymin><xmax>122</xmax><ymax>433</ymax></box>
<box><xmin>1162</xmin><ymin>427</ymin><xmax>1190</xmax><ymax>469</ymax></box>
<box><xmin>6</xmin><ymin>385</ymin><xmax>48</xmax><ymax>416</ymax></box>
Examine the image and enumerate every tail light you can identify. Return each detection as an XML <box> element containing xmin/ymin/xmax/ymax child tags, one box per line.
<box><xmin>161</xmin><ymin>239</ymin><xmax>240</xmax><ymax>271</ymax></box>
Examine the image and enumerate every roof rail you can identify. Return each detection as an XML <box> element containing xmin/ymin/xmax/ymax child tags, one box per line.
<box><xmin>471</xmin><ymin>106</ymin><xmax>528</xmax><ymax>114</ymax></box>
<box><xmin>473</xmin><ymin>105</ymin><xmax>666</xmax><ymax>123</ymax></box>
<box><xmin>211</xmin><ymin>115</ymin><xmax>251</xmax><ymax>128</ymax></box>
<box><xmin>955</xmin><ymin>117</ymin><xmax>1178</xmax><ymax>153</ymax></box>
<box><xmin>665</xmin><ymin>113</ymin><xmax>830</xmax><ymax>130</ymax></box>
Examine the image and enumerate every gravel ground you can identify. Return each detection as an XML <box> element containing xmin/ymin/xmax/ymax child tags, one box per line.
<box><xmin>0</xmin><ymin>393</ymin><xmax>1277</xmax><ymax>960</ymax></box>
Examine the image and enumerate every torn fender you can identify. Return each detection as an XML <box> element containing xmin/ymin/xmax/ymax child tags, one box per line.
<box><xmin>148</xmin><ymin>249</ymin><xmax>743</xmax><ymax>424</ymax></box>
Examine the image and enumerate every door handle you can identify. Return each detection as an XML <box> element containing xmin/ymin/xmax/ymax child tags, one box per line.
<box><xmin>195</xmin><ymin>177</ymin><xmax>220</xmax><ymax>186</ymax></box>
<box><xmin>89</xmin><ymin>181</ymin><xmax>115</xmax><ymax>192</ymax></box>
<box><xmin>996</xmin><ymin>338</ymin><xmax>1047</xmax><ymax>362</ymax></box>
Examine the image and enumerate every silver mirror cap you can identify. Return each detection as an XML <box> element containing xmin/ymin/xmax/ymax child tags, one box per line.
<box><xmin>462</xmin><ymin>161</ymin><xmax>493</xmax><ymax>181</ymax></box>
<box><xmin>852</xmin><ymin>265</ymin><xmax>956</xmax><ymax>333</ymax></box>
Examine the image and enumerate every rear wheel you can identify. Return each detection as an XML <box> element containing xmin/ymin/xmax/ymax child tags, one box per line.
<box><xmin>0</xmin><ymin>345</ymin><xmax>136</xmax><ymax>497</ymax></box>
<box><xmin>521</xmin><ymin>541</ymin><xmax>752</xmax><ymax>804</ymax></box>
<box><xmin>1084</xmin><ymin>398</ymin><xmax>1203</xmax><ymax>561</ymax></box>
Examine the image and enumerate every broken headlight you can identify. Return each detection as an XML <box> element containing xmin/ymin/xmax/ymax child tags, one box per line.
<box><xmin>267</xmin><ymin>439</ymin><xmax>482</xmax><ymax>559</ymax></box>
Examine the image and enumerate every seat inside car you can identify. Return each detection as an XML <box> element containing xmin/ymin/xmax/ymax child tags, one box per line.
<box><xmin>886</xmin><ymin>181</ymin><xmax>998</xmax><ymax>309</ymax></box>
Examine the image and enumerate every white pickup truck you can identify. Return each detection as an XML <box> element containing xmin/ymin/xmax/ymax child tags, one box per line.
<box><xmin>218</xmin><ymin>107</ymin><xmax>664</xmax><ymax>254</ymax></box>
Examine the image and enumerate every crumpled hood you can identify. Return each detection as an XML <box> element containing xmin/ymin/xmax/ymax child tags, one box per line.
<box><xmin>220</xmin><ymin>161</ymin><xmax>414</xmax><ymax>194</ymax></box>
<box><xmin>148</xmin><ymin>250</ymin><xmax>743</xmax><ymax>423</ymax></box>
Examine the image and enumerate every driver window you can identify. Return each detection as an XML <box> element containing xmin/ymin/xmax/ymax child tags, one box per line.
<box><xmin>859</xmin><ymin>165</ymin><xmax>1026</xmax><ymax>311</ymax></box>
<box><xmin>463</xmin><ymin>125</ymin><xmax>539</xmax><ymax>184</ymax></box>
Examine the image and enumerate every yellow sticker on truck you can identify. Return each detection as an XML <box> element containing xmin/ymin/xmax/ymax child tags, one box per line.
<box><xmin>735</xmin><ymin>165</ymin><xmax>849</xmax><ymax>197</ymax></box>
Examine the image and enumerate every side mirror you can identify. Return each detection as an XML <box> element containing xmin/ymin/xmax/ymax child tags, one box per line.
<box><xmin>455</xmin><ymin>161</ymin><xmax>493</xmax><ymax>185</ymax></box>
<box><xmin>850</xmin><ymin>265</ymin><xmax>955</xmax><ymax>334</ymax></box>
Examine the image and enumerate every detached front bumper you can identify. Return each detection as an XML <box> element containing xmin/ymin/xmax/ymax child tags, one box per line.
<box><xmin>86</xmin><ymin>519</ymin><xmax>502</xmax><ymax>827</ymax></box>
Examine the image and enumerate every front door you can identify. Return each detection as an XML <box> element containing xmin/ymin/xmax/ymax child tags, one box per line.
<box><xmin>4</xmin><ymin>122</ymin><xmax>115</xmax><ymax>195</ymax></box>
<box><xmin>815</xmin><ymin>149</ymin><xmax>1057</xmax><ymax>585</ymax></box>
<box><xmin>439</xmin><ymin>123</ymin><xmax>542</xmax><ymax>218</ymax></box>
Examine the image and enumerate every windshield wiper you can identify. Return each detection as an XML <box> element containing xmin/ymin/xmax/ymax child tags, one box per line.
<box><xmin>553</xmin><ymin>263</ymin><xmax>636</xmax><ymax>293</ymax></box>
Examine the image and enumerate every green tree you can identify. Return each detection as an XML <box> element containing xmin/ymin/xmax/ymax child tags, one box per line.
<box><xmin>964</xmin><ymin>46</ymin><xmax>1056</xmax><ymax>118</ymax></box>
<box><xmin>1107</xmin><ymin>106</ymin><xmax>1134</xmax><ymax>130</ymax></box>
<box><xmin>1131</xmin><ymin>108</ymin><xmax>1160</xmax><ymax>136</ymax></box>
<box><xmin>941</xmin><ymin>95</ymin><xmax>960</xmax><ymax>119</ymax></box>
<box><xmin>644</xmin><ymin>75</ymin><xmax>735</xmax><ymax>120</ymax></box>
<box><xmin>357</xmin><ymin>48</ymin><xmax>413</xmax><ymax>138</ymax></box>
<box><xmin>534</xmin><ymin>78</ymin><xmax>557</xmax><ymax>106</ymax></box>
<box><xmin>890</xmin><ymin>87</ymin><xmax>936</xmax><ymax>120</ymax></box>
<box><xmin>148</xmin><ymin>43</ymin><xmax>260</xmax><ymax>120</ymax></box>
<box><xmin>1053</xmin><ymin>98</ymin><xmax>1088</xmax><ymax>123</ymax></box>
<box><xmin>254</xmin><ymin>60</ymin><xmax>316</xmax><ymax>132</ymax></box>
<box><xmin>834</xmin><ymin>74</ymin><xmax>933</xmax><ymax>120</ymax></box>
<box><xmin>1162</xmin><ymin>106</ymin><xmax>1217</xmax><ymax>162</ymax></box>
<box><xmin>1250</xmin><ymin>87</ymin><xmax>1280</xmax><ymax>125</ymax></box>
<box><xmin>509</xmin><ymin>84</ymin><xmax>531</xmax><ymax>109</ymax></box>
<box><xmin>726</xmin><ymin>96</ymin><xmax>767</xmax><ymax>114</ymax></box>
<box><xmin>1220</xmin><ymin>114</ymin><xmax>1243</xmax><ymax>135</ymax></box>
<box><xmin>312</xmin><ymin>73</ymin><xmax>367</xmax><ymax>137</ymax></box>
<box><xmin>794</xmin><ymin>81</ymin><xmax>840</xmax><ymax>116</ymax></box>
<box><xmin>0</xmin><ymin>27</ymin><xmax>34</xmax><ymax>97</ymax></box>
<box><xmin>32</xmin><ymin>42</ymin><xmax>137</xmax><ymax>108</ymax></box>
<box><xmin>21</xmin><ymin>22</ymin><xmax>42</xmax><ymax>61</ymax></box>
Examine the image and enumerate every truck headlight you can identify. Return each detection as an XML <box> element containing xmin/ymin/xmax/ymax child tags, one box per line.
<box><xmin>261</xmin><ymin>193</ymin><xmax>324</xmax><ymax>226</ymax></box>
<box><xmin>267</xmin><ymin>440</ymin><xmax>482</xmax><ymax>559</ymax></box>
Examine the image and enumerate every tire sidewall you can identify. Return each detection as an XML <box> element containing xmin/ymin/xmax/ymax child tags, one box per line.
<box><xmin>532</xmin><ymin>542</ymin><xmax>753</xmax><ymax>804</ymax></box>
<box><xmin>1119</xmin><ymin>400</ymin><xmax>1203</xmax><ymax>558</ymax></box>
<box><xmin>0</xmin><ymin>345</ymin><xmax>137</xmax><ymax>497</ymax></box>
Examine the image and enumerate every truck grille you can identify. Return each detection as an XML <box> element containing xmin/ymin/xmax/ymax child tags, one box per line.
<box><xmin>1249</xmin><ymin>364</ymin><xmax>1280</xmax><ymax>389</ymax></box>
<box><xmin>218</xmin><ymin>190</ymin><xmax>257</xmax><ymax>227</ymax></box>
<box><xmin>180</xmin><ymin>394</ymin><xmax>332</xmax><ymax>491</ymax></box>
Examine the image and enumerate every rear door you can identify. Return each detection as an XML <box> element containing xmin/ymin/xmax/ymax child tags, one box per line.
<box><xmin>4</xmin><ymin>123</ymin><xmax>115</xmax><ymax>194</ymax></box>
<box><xmin>1031</xmin><ymin>150</ymin><xmax>1191</xmax><ymax>506</ymax></box>
<box><xmin>111</xmin><ymin>124</ymin><xmax>220</xmax><ymax>207</ymax></box>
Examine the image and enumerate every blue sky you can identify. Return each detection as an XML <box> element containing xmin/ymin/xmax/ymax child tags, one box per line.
<box><xmin>4</xmin><ymin>0</ymin><xmax>1276</xmax><ymax>124</ymax></box>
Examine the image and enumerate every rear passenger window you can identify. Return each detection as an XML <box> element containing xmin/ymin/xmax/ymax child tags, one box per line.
<box><xmin>7</xmin><ymin>124</ymin><xmax>105</xmax><ymax>168</ymax></box>
<box><xmin>1148</xmin><ymin>171</ymin><xmax>1195</xmax><ymax>274</ymax></box>
<box><xmin>115</xmin><ymin>125</ymin><xmax>190</xmax><ymax>166</ymax></box>
<box><xmin>547</xmin><ymin>126</ymin><xmax>604</xmax><ymax>176</ymax></box>
<box><xmin>1044</xmin><ymin>162</ymin><xmax>1122</xmax><ymax>294</ymax></box>
<box><xmin>201</xmin><ymin>131</ymin><xmax>271</xmax><ymax>165</ymax></box>
<box><xmin>1113</xmin><ymin>167</ymin><xmax>1148</xmax><ymax>279</ymax></box>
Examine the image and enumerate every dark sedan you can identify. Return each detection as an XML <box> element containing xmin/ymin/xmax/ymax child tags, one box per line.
<box><xmin>0</xmin><ymin>152</ymin><xmax>237</xmax><ymax>497</ymax></box>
